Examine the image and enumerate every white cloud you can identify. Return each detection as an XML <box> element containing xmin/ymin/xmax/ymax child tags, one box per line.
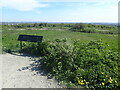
<box><xmin>1</xmin><ymin>0</ymin><xmax>48</xmax><ymax>11</ymax></box>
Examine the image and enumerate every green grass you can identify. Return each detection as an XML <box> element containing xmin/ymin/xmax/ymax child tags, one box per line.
<box><xmin>2</xmin><ymin>29</ymin><xmax>118</xmax><ymax>53</ymax></box>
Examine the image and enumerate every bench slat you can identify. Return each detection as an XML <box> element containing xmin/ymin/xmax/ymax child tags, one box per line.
<box><xmin>18</xmin><ymin>35</ymin><xmax>43</xmax><ymax>42</ymax></box>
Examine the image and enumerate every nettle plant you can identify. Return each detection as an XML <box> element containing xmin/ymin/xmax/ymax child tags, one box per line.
<box><xmin>40</xmin><ymin>39</ymin><xmax>119</xmax><ymax>89</ymax></box>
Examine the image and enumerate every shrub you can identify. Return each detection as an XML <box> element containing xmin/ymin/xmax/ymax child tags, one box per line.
<box><xmin>82</xmin><ymin>28</ymin><xmax>96</xmax><ymax>33</ymax></box>
<box><xmin>73</xmin><ymin>40</ymin><xmax>119</xmax><ymax>88</ymax></box>
<box><xmin>40</xmin><ymin>39</ymin><xmax>119</xmax><ymax>89</ymax></box>
<box><xmin>20</xmin><ymin>41</ymin><xmax>50</xmax><ymax>56</ymax></box>
<box><xmin>70</xmin><ymin>23</ymin><xmax>85</xmax><ymax>32</ymax></box>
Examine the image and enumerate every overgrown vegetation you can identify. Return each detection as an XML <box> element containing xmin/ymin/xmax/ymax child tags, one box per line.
<box><xmin>16</xmin><ymin>39</ymin><xmax>120</xmax><ymax>89</ymax></box>
<box><xmin>1</xmin><ymin>23</ymin><xmax>119</xmax><ymax>89</ymax></box>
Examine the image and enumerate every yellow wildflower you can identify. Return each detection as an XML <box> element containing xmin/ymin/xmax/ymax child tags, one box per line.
<box><xmin>106</xmin><ymin>75</ymin><xmax>109</xmax><ymax>77</ymax></box>
<box><xmin>102</xmin><ymin>82</ymin><xmax>105</xmax><ymax>85</ymax></box>
<box><xmin>81</xmin><ymin>80</ymin><xmax>84</xmax><ymax>83</ymax></box>
<box><xmin>78</xmin><ymin>80</ymin><xmax>81</xmax><ymax>84</ymax></box>
<box><xmin>103</xmin><ymin>79</ymin><xmax>105</xmax><ymax>81</ymax></box>
<box><xmin>80</xmin><ymin>82</ymin><xmax>85</xmax><ymax>85</ymax></box>
<box><xmin>78</xmin><ymin>80</ymin><xmax>85</xmax><ymax>85</ymax></box>
<box><xmin>115</xmin><ymin>80</ymin><xmax>117</xmax><ymax>83</ymax></box>
<box><xmin>108</xmin><ymin>78</ymin><xmax>113</xmax><ymax>83</ymax></box>
<box><xmin>109</xmin><ymin>80</ymin><xmax>112</xmax><ymax>83</ymax></box>
<box><xmin>102</xmin><ymin>72</ymin><xmax>104</xmax><ymax>74</ymax></box>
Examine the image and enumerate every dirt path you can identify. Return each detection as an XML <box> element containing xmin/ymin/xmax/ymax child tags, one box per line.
<box><xmin>1</xmin><ymin>53</ymin><xmax>62</xmax><ymax>88</ymax></box>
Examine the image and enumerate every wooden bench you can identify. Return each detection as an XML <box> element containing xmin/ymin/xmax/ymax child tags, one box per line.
<box><xmin>18</xmin><ymin>34</ymin><xmax>43</xmax><ymax>49</ymax></box>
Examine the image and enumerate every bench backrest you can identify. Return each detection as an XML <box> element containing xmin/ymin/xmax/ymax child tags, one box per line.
<box><xmin>18</xmin><ymin>35</ymin><xmax>43</xmax><ymax>42</ymax></box>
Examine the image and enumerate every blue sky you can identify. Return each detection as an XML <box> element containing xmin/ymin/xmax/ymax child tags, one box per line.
<box><xmin>1</xmin><ymin>0</ymin><xmax>119</xmax><ymax>22</ymax></box>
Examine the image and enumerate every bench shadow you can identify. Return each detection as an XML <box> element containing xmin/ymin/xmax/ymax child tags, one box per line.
<box><xmin>11</xmin><ymin>52</ymin><xmax>39</xmax><ymax>58</ymax></box>
<box><xmin>7</xmin><ymin>51</ymin><xmax>53</xmax><ymax>79</ymax></box>
<box><xmin>16</xmin><ymin>54</ymin><xmax>49</xmax><ymax>77</ymax></box>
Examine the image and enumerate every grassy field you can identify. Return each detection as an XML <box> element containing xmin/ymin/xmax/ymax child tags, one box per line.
<box><xmin>2</xmin><ymin>29</ymin><xmax>118</xmax><ymax>53</ymax></box>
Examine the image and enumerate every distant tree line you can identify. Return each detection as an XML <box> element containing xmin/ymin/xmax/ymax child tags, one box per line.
<box><xmin>2</xmin><ymin>23</ymin><xmax>118</xmax><ymax>34</ymax></box>
<box><xmin>3</xmin><ymin>23</ymin><xmax>75</xmax><ymax>28</ymax></box>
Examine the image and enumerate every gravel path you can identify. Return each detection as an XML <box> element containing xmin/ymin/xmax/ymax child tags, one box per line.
<box><xmin>1</xmin><ymin>53</ymin><xmax>62</xmax><ymax>88</ymax></box>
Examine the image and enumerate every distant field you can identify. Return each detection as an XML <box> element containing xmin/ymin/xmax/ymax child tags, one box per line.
<box><xmin>2</xmin><ymin>29</ymin><xmax>118</xmax><ymax>52</ymax></box>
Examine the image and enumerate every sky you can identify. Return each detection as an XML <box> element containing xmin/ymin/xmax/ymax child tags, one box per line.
<box><xmin>1</xmin><ymin>0</ymin><xmax>119</xmax><ymax>23</ymax></box>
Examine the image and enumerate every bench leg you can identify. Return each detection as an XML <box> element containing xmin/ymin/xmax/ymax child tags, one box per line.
<box><xmin>20</xmin><ymin>41</ymin><xmax>22</xmax><ymax>50</ymax></box>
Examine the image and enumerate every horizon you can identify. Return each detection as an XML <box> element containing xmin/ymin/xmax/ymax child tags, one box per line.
<box><xmin>1</xmin><ymin>21</ymin><xmax>118</xmax><ymax>23</ymax></box>
<box><xmin>2</xmin><ymin>21</ymin><xmax>118</xmax><ymax>23</ymax></box>
<box><xmin>1</xmin><ymin>0</ymin><xmax>118</xmax><ymax>22</ymax></box>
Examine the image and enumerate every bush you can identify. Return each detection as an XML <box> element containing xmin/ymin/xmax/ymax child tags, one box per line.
<box><xmin>19</xmin><ymin>41</ymin><xmax>50</xmax><ymax>56</ymax></box>
<box><xmin>40</xmin><ymin>39</ymin><xmax>119</xmax><ymax>89</ymax></box>
<box><xmin>70</xmin><ymin>24</ymin><xmax>97</xmax><ymax>33</ymax></box>
<box><xmin>73</xmin><ymin>40</ymin><xmax>119</xmax><ymax>88</ymax></box>
<box><xmin>70</xmin><ymin>23</ymin><xmax>85</xmax><ymax>32</ymax></box>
